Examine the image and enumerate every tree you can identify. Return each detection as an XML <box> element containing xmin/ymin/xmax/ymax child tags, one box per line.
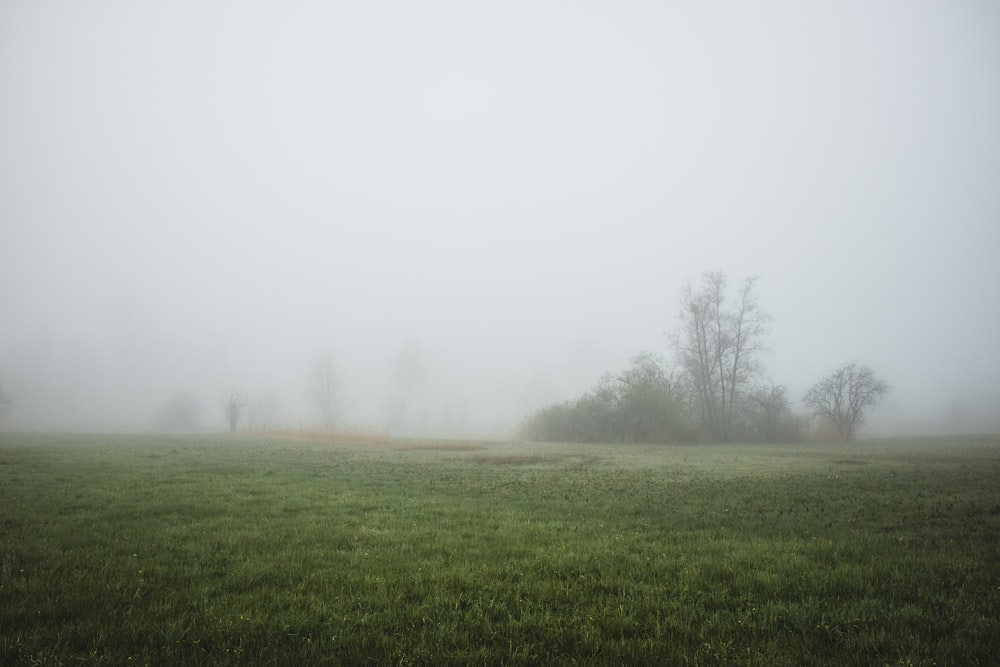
<box><xmin>222</xmin><ymin>390</ymin><xmax>246</xmax><ymax>433</ymax></box>
<box><xmin>804</xmin><ymin>362</ymin><xmax>890</xmax><ymax>441</ymax></box>
<box><xmin>741</xmin><ymin>383</ymin><xmax>805</xmax><ymax>443</ymax></box>
<box><xmin>574</xmin><ymin>373</ymin><xmax>620</xmax><ymax>443</ymax></box>
<box><xmin>615</xmin><ymin>352</ymin><xmax>686</xmax><ymax>443</ymax></box>
<box><xmin>520</xmin><ymin>353</ymin><xmax>688</xmax><ymax>444</ymax></box>
<box><xmin>306</xmin><ymin>351</ymin><xmax>343</xmax><ymax>428</ymax></box>
<box><xmin>520</xmin><ymin>401</ymin><xmax>575</xmax><ymax>442</ymax></box>
<box><xmin>672</xmin><ymin>272</ymin><xmax>771</xmax><ymax>441</ymax></box>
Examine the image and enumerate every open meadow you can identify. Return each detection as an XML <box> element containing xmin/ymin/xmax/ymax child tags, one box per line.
<box><xmin>1</xmin><ymin>433</ymin><xmax>998</xmax><ymax>666</ymax></box>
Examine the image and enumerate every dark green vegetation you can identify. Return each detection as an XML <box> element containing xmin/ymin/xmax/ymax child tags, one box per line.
<box><xmin>523</xmin><ymin>273</ymin><xmax>891</xmax><ymax>445</ymax></box>
<box><xmin>520</xmin><ymin>352</ymin><xmax>696</xmax><ymax>444</ymax></box>
<box><xmin>2</xmin><ymin>434</ymin><xmax>999</xmax><ymax>666</ymax></box>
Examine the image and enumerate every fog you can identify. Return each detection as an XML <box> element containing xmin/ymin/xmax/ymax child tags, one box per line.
<box><xmin>2</xmin><ymin>1</ymin><xmax>999</xmax><ymax>436</ymax></box>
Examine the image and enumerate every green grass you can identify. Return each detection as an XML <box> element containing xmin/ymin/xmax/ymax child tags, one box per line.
<box><xmin>1</xmin><ymin>433</ymin><xmax>999</xmax><ymax>666</ymax></box>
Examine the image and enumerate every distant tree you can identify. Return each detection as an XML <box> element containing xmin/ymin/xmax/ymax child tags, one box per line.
<box><xmin>306</xmin><ymin>351</ymin><xmax>343</xmax><ymax>428</ymax></box>
<box><xmin>222</xmin><ymin>390</ymin><xmax>247</xmax><ymax>433</ymax></box>
<box><xmin>804</xmin><ymin>362</ymin><xmax>890</xmax><ymax>441</ymax></box>
<box><xmin>741</xmin><ymin>384</ymin><xmax>805</xmax><ymax>443</ymax></box>
<box><xmin>520</xmin><ymin>353</ymin><xmax>688</xmax><ymax>444</ymax></box>
<box><xmin>615</xmin><ymin>352</ymin><xmax>686</xmax><ymax>443</ymax></box>
<box><xmin>520</xmin><ymin>401</ymin><xmax>575</xmax><ymax>442</ymax></box>
<box><xmin>155</xmin><ymin>392</ymin><xmax>203</xmax><ymax>431</ymax></box>
<box><xmin>574</xmin><ymin>373</ymin><xmax>620</xmax><ymax>443</ymax></box>
<box><xmin>672</xmin><ymin>272</ymin><xmax>771</xmax><ymax>442</ymax></box>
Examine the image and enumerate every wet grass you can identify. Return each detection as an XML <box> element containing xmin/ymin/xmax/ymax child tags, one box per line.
<box><xmin>1</xmin><ymin>433</ymin><xmax>998</xmax><ymax>665</ymax></box>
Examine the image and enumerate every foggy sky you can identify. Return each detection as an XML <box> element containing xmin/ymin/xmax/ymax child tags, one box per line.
<box><xmin>2</xmin><ymin>1</ymin><xmax>999</xmax><ymax>435</ymax></box>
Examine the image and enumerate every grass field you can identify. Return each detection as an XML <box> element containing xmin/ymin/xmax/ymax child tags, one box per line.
<box><xmin>1</xmin><ymin>433</ymin><xmax>998</xmax><ymax>666</ymax></box>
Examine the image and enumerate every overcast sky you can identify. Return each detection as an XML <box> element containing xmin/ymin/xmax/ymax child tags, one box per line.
<box><xmin>2</xmin><ymin>1</ymin><xmax>999</xmax><ymax>434</ymax></box>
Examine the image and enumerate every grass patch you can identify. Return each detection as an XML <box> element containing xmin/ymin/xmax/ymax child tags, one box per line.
<box><xmin>471</xmin><ymin>454</ymin><xmax>553</xmax><ymax>465</ymax></box>
<box><xmin>1</xmin><ymin>433</ymin><xmax>998</xmax><ymax>665</ymax></box>
<box><xmin>399</xmin><ymin>441</ymin><xmax>489</xmax><ymax>452</ymax></box>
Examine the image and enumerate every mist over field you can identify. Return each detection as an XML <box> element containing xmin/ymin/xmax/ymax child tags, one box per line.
<box><xmin>1</xmin><ymin>1</ymin><xmax>998</xmax><ymax>436</ymax></box>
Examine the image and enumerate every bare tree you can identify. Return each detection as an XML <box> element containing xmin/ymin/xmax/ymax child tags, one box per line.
<box><xmin>222</xmin><ymin>389</ymin><xmax>246</xmax><ymax>433</ymax></box>
<box><xmin>804</xmin><ymin>362</ymin><xmax>890</xmax><ymax>441</ymax></box>
<box><xmin>306</xmin><ymin>351</ymin><xmax>343</xmax><ymax>428</ymax></box>
<box><xmin>672</xmin><ymin>272</ymin><xmax>771</xmax><ymax>441</ymax></box>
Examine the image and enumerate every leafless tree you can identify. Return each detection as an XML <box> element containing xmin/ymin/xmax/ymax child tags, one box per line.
<box><xmin>306</xmin><ymin>351</ymin><xmax>343</xmax><ymax>428</ymax></box>
<box><xmin>672</xmin><ymin>272</ymin><xmax>771</xmax><ymax>441</ymax></box>
<box><xmin>222</xmin><ymin>389</ymin><xmax>246</xmax><ymax>433</ymax></box>
<box><xmin>804</xmin><ymin>362</ymin><xmax>889</xmax><ymax>441</ymax></box>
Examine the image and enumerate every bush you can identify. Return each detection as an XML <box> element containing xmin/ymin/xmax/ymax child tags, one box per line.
<box><xmin>521</xmin><ymin>353</ymin><xmax>691</xmax><ymax>444</ymax></box>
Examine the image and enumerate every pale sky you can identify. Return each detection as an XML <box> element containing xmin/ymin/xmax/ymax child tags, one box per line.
<box><xmin>2</xmin><ymin>1</ymin><xmax>999</xmax><ymax>434</ymax></box>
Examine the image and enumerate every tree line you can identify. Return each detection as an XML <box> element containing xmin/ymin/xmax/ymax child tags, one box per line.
<box><xmin>520</xmin><ymin>272</ymin><xmax>889</xmax><ymax>444</ymax></box>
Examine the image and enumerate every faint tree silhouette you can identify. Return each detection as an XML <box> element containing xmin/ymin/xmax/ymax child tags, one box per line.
<box><xmin>804</xmin><ymin>362</ymin><xmax>890</xmax><ymax>441</ymax></box>
<box><xmin>222</xmin><ymin>389</ymin><xmax>247</xmax><ymax>432</ymax></box>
